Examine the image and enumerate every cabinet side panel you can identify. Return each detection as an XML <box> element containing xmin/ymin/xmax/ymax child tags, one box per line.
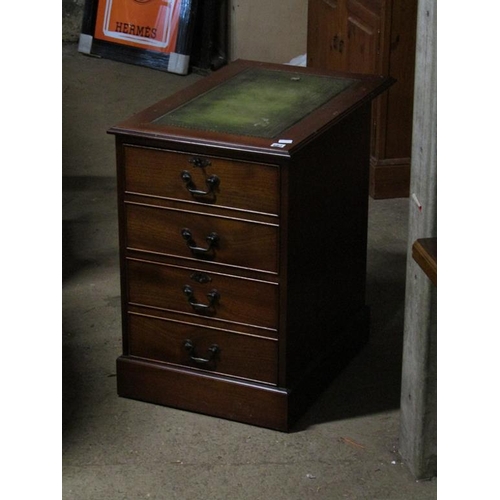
<box><xmin>284</xmin><ymin>104</ymin><xmax>371</xmax><ymax>386</ymax></box>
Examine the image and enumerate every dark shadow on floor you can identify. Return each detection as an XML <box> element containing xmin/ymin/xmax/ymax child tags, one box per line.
<box><xmin>293</xmin><ymin>249</ymin><xmax>407</xmax><ymax>430</ymax></box>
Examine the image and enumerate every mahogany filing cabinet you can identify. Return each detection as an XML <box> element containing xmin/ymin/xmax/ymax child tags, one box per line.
<box><xmin>109</xmin><ymin>60</ymin><xmax>393</xmax><ymax>431</ymax></box>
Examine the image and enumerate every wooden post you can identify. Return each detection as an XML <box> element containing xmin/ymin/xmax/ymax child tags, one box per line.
<box><xmin>399</xmin><ymin>0</ymin><xmax>437</xmax><ymax>479</ymax></box>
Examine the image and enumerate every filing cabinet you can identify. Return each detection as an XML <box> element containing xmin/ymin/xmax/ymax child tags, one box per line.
<box><xmin>109</xmin><ymin>59</ymin><xmax>393</xmax><ymax>431</ymax></box>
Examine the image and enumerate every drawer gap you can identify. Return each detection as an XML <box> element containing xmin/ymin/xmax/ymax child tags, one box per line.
<box><xmin>128</xmin><ymin>302</ymin><xmax>278</xmax><ymax>334</ymax></box>
<box><xmin>128</xmin><ymin>310</ymin><xmax>278</xmax><ymax>341</ymax></box>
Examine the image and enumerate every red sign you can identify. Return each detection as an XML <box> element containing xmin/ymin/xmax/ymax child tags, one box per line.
<box><xmin>94</xmin><ymin>0</ymin><xmax>181</xmax><ymax>54</ymax></box>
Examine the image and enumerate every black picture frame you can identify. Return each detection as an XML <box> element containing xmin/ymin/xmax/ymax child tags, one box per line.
<box><xmin>78</xmin><ymin>0</ymin><xmax>203</xmax><ymax>75</ymax></box>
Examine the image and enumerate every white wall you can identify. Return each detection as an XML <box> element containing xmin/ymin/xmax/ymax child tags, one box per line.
<box><xmin>229</xmin><ymin>0</ymin><xmax>308</xmax><ymax>64</ymax></box>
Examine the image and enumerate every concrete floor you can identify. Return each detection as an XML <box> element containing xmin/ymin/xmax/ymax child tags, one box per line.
<box><xmin>62</xmin><ymin>42</ymin><xmax>437</xmax><ymax>499</ymax></box>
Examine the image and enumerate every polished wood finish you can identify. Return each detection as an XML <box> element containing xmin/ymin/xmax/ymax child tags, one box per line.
<box><xmin>127</xmin><ymin>313</ymin><xmax>278</xmax><ymax>384</ymax></box>
<box><xmin>307</xmin><ymin>0</ymin><xmax>417</xmax><ymax>198</ymax></box>
<box><xmin>412</xmin><ymin>238</ymin><xmax>437</xmax><ymax>286</ymax></box>
<box><xmin>125</xmin><ymin>203</ymin><xmax>279</xmax><ymax>272</ymax></box>
<box><xmin>126</xmin><ymin>258</ymin><xmax>279</xmax><ymax>329</ymax></box>
<box><xmin>117</xmin><ymin>356</ymin><xmax>288</xmax><ymax>430</ymax></box>
<box><xmin>109</xmin><ymin>60</ymin><xmax>393</xmax><ymax>431</ymax></box>
<box><xmin>124</xmin><ymin>146</ymin><xmax>280</xmax><ymax>215</ymax></box>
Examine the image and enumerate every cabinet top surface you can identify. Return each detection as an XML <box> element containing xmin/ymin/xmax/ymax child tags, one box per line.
<box><xmin>109</xmin><ymin>60</ymin><xmax>393</xmax><ymax>157</ymax></box>
<box><xmin>154</xmin><ymin>68</ymin><xmax>355</xmax><ymax>138</ymax></box>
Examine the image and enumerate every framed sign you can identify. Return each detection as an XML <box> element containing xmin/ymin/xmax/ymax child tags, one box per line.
<box><xmin>78</xmin><ymin>0</ymin><xmax>198</xmax><ymax>75</ymax></box>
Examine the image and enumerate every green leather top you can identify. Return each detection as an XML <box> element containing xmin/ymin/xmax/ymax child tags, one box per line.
<box><xmin>154</xmin><ymin>68</ymin><xmax>355</xmax><ymax>138</ymax></box>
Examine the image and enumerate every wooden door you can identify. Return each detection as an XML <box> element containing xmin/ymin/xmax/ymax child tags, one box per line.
<box><xmin>307</xmin><ymin>0</ymin><xmax>348</xmax><ymax>70</ymax></box>
<box><xmin>345</xmin><ymin>0</ymin><xmax>382</xmax><ymax>74</ymax></box>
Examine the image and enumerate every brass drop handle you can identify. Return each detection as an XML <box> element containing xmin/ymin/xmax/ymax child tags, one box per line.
<box><xmin>181</xmin><ymin>170</ymin><xmax>220</xmax><ymax>197</ymax></box>
<box><xmin>181</xmin><ymin>228</ymin><xmax>219</xmax><ymax>256</ymax></box>
<box><xmin>184</xmin><ymin>339</ymin><xmax>219</xmax><ymax>364</ymax></box>
<box><xmin>183</xmin><ymin>285</ymin><xmax>220</xmax><ymax>313</ymax></box>
<box><xmin>189</xmin><ymin>157</ymin><xmax>211</xmax><ymax>169</ymax></box>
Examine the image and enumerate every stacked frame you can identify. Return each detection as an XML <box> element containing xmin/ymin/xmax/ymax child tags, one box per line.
<box><xmin>79</xmin><ymin>0</ymin><xmax>198</xmax><ymax>75</ymax></box>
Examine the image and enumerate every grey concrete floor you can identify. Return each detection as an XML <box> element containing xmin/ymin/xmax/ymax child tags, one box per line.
<box><xmin>62</xmin><ymin>42</ymin><xmax>437</xmax><ymax>499</ymax></box>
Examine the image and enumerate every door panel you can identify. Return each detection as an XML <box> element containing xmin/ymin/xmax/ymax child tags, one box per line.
<box><xmin>307</xmin><ymin>0</ymin><xmax>347</xmax><ymax>70</ymax></box>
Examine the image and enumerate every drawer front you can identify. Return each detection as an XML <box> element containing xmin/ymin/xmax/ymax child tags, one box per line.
<box><xmin>124</xmin><ymin>146</ymin><xmax>279</xmax><ymax>215</ymax></box>
<box><xmin>127</xmin><ymin>259</ymin><xmax>279</xmax><ymax>330</ymax></box>
<box><xmin>126</xmin><ymin>203</ymin><xmax>279</xmax><ymax>273</ymax></box>
<box><xmin>128</xmin><ymin>313</ymin><xmax>278</xmax><ymax>384</ymax></box>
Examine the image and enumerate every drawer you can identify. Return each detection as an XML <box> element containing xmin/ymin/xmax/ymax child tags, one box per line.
<box><xmin>128</xmin><ymin>313</ymin><xmax>278</xmax><ymax>384</ymax></box>
<box><xmin>127</xmin><ymin>259</ymin><xmax>279</xmax><ymax>331</ymax></box>
<box><xmin>126</xmin><ymin>203</ymin><xmax>279</xmax><ymax>273</ymax></box>
<box><xmin>124</xmin><ymin>146</ymin><xmax>279</xmax><ymax>215</ymax></box>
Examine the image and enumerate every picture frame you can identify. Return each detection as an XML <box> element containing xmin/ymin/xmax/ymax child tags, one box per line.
<box><xmin>78</xmin><ymin>0</ymin><xmax>199</xmax><ymax>75</ymax></box>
